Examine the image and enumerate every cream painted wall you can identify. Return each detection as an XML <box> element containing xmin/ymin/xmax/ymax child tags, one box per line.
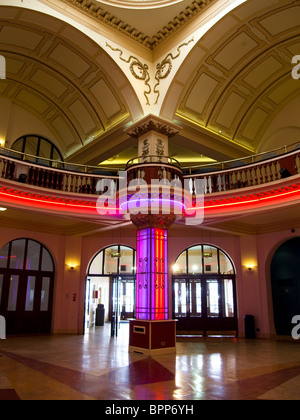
<box><xmin>258</xmin><ymin>96</ymin><xmax>300</xmax><ymax>153</ymax></box>
<box><xmin>0</xmin><ymin>99</ymin><xmax>62</xmax><ymax>153</ymax></box>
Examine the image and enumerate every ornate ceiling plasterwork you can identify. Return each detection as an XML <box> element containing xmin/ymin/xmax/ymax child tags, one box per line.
<box><xmin>106</xmin><ymin>37</ymin><xmax>194</xmax><ymax>107</ymax></box>
<box><xmin>63</xmin><ymin>0</ymin><xmax>213</xmax><ymax>50</ymax></box>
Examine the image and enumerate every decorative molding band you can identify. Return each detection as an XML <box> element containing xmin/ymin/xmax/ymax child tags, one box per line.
<box><xmin>106</xmin><ymin>43</ymin><xmax>151</xmax><ymax>105</ymax></box>
<box><xmin>154</xmin><ymin>37</ymin><xmax>194</xmax><ymax>104</ymax></box>
<box><xmin>107</xmin><ymin>39</ymin><xmax>193</xmax><ymax>106</ymax></box>
<box><xmin>63</xmin><ymin>0</ymin><xmax>213</xmax><ymax>50</ymax></box>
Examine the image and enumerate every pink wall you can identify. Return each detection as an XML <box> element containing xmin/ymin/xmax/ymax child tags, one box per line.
<box><xmin>0</xmin><ymin>224</ymin><xmax>296</xmax><ymax>337</ymax></box>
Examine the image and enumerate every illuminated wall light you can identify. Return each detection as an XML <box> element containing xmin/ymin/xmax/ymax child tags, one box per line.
<box><xmin>245</xmin><ymin>263</ymin><xmax>256</xmax><ymax>272</ymax></box>
<box><xmin>66</xmin><ymin>263</ymin><xmax>78</xmax><ymax>272</ymax></box>
<box><xmin>172</xmin><ymin>264</ymin><xmax>179</xmax><ymax>272</ymax></box>
<box><xmin>0</xmin><ymin>207</ymin><xmax>7</xmax><ymax>211</ymax></box>
<box><xmin>0</xmin><ymin>139</ymin><xmax>5</xmax><ymax>146</ymax></box>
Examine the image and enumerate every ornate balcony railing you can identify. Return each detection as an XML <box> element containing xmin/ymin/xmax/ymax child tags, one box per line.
<box><xmin>0</xmin><ymin>147</ymin><xmax>119</xmax><ymax>195</ymax></box>
<box><xmin>1</xmin><ymin>144</ymin><xmax>300</xmax><ymax>197</ymax></box>
<box><xmin>183</xmin><ymin>148</ymin><xmax>300</xmax><ymax>195</ymax></box>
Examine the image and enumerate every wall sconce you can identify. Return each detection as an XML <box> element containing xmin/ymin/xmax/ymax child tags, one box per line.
<box><xmin>66</xmin><ymin>263</ymin><xmax>78</xmax><ymax>272</ymax></box>
<box><xmin>172</xmin><ymin>264</ymin><xmax>179</xmax><ymax>273</ymax></box>
<box><xmin>245</xmin><ymin>263</ymin><xmax>256</xmax><ymax>272</ymax></box>
<box><xmin>0</xmin><ymin>139</ymin><xmax>5</xmax><ymax>147</ymax></box>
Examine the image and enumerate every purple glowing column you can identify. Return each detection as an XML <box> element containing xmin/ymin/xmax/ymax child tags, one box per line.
<box><xmin>136</xmin><ymin>227</ymin><xmax>168</xmax><ymax>320</ymax></box>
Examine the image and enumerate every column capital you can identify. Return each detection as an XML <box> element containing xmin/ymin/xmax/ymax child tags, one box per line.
<box><xmin>125</xmin><ymin>114</ymin><xmax>181</xmax><ymax>138</ymax></box>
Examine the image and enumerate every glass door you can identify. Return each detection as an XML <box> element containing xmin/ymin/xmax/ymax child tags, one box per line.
<box><xmin>120</xmin><ymin>278</ymin><xmax>135</xmax><ymax>320</ymax></box>
<box><xmin>173</xmin><ymin>275</ymin><xmax>237</xmax><ymax>335</ymax></box>
<box><xmin>0</xmin><ymin>272</ymin><xmax>54</xmax><ymax>334</ymax></box>
<box><xmin>206</xmin><ymin>279</ymin><xmax>220</xmax><ymax>318</ymax></box>
<box><xmin>111</xmin><ymin>276</ymin><xmax>121</xmax><ymax>336</ymax></box>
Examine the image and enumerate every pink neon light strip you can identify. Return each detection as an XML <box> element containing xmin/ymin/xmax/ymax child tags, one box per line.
<box><xmin>1</xmin><ymin>184</ymin><xmax>300</xmax><ymax>217</ymax></box>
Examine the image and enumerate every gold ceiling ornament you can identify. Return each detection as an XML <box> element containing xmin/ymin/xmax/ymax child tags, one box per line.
<box><xmin>154</xmin><ymin>37</ymin><xmax>194</xmax><ymax>104</ymax></box>
<box><xmin>106</xmin><ymin>43</ymin><xmax>151</xmax><ymax>106</ymax></box>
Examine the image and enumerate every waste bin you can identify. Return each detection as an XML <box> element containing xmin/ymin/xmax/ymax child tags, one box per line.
<box><xmin>244</xmin><ymin>314</ymin><xmax>255</xmax><ymax>338</ymax></box>
<box><xmin>96</xmin><ymin>304</ymin><xmax>105</xmax><ymax>326</ymax></box>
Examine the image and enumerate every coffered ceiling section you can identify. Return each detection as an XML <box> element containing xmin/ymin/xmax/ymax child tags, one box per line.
<box><xmin>174</xmin><ymin>0</ymin><xmax>300</xmax><ymax>152</ymax></box>
<box><xmin>0</xmin><ymin>6</ymin><xmax>132</xmax><ymax>157</ymax></box>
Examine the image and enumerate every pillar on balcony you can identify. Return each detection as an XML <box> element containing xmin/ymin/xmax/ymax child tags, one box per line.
<box><xmin>125</xmin><ymin>114</ymin><xmax>180</xmax><ymax>164</ymax></box>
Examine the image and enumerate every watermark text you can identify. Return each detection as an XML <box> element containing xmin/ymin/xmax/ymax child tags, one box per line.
<box><xmin>291</xmin><ymin>315</ymin><xmax>300</xmax><ymax>340</ymax></box>
<box><xmin>0</xmin><ymin>55</ymin><xmax>6</xmax><ymax>80</ymax></box>
<box><xmin>292</xmin><ymin>55</ymin><xmax>300</xmax><ymax>80</ymax></box>
<box><xmin>0</xmin><ymin>315</ymin><xmax>6</xmax><ymax>339</ymax></box>
<box><xmin>95</xmin><ymin>172</ymin><xmax>205</xmax><ymax>226</ymax></box>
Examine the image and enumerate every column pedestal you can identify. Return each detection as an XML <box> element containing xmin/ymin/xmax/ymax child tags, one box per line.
<box><xmin>129</xmin><ymin>319</ymin><xmax>176</xmax><ymax>356</ymax></box>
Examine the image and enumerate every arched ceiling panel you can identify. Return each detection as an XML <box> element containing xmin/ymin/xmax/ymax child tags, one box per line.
<box><xmin>164</xmin><ymin>0</ymin><xmax>300</xmax><ymax>156</ymax></box>
<box><xmin>0</xmin><ymin>6</ymin><xmax>138</xmax><ymax>158</ymax></box>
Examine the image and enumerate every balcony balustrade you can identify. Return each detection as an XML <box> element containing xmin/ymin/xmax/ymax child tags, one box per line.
<box><xmin>1</xmin><ymin>145</ymin><xmax>300</xmax><ymax>200</ymax></box>
<box><xmin>0</xmin><ymin>148</ymin><xmax>119</xmax><ymax>196</ymax></box>
<box><xmin>185</xmin><ymin>149</ymin><xmax>300</xmax><ymax>195</ymax></box>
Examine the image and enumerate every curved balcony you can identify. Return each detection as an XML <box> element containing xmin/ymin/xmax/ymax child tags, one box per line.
<box><xmin>184</xmin><ymin>146</ymin><xmax>300</xmax><ymax>195</ymax></box>
<box><xmin>1</xmin><ymin>145</ymin><xmax>300</xmax><ymax>196</ymax></box>
<box><xmin>0</xmin><ymin>147</ymin><xmax>119</xmax><ymax>196</ymax></box>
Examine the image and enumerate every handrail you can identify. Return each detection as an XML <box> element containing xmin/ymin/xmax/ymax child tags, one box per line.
<box><xmin>0</xmin><ymin>152</ymin><xmax>119</xmax><ymax>196</ymax></box>
<box><xmin>183</xmin><ymin>149</ymin><xmax>297</xmax><ymax>178</ymax></box>
<box><xmin>181</xmin><ymin>141</ymin><xmax>300</xmax><ymax>174</ymax></box>
<box><xmin>2</xmin><ymin>141</ymin><xmax>300</xmax><ymax>174</ymax></box>
<box><xmin>1</xmin><ymin>142</ymin><xmax>300</xmax><ymax>196</ymax></box>
<box><xmin>126</xmin><ymin>155</ymin><xmax>181</xmax><ymax>169</ymax></box>
<box><xmin>0</xmin><ymin>146</ymin><xmax>119</xmax><ymax>175</ymax></box>
<box><xmin>183</xmin><ymin>148</ymin><xmax>300</xmax><ymax>195</ymax></box>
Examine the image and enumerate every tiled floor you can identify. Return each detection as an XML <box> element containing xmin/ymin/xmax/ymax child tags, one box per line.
<box><xmin>0</xmin><ymin>322</ymin><xmax>300</xmax><ymax>400</ymax></box>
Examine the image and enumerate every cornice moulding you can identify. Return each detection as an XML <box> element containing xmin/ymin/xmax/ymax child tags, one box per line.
<box><xmin>53</xmin><ymin>0</ymin><xmax>214</xmax><ymax>52</ymax></box>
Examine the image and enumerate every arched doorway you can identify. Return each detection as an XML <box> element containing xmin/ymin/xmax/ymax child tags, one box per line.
<box><xmin>271</xmin><ymin>237</ymin><xmax>300</xmax><ymax>336</ymax></box>
<box><xmin>85</xmin><ymin>245</ymin><xmax>136</xmax><ymax>336</ymax></box>
<box><xmin>0</xmin><ymin>238</ymin><xmax>55</xmax><ymax>334</ymax></box>
<box><xmin>172</xmin><ymin>244</ymin><xmax>237</xmax><ymax>336</ymax></box>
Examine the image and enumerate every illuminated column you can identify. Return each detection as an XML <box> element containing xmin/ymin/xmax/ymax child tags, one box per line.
<box><xmin>125</xmin><ymin>115</ymin><xmax>181</xmax><ymax>355</ymax></box>
<box><xmin>135</xmin><ymin>225</ymin><xmax>170</xmax><ymax>320</ymax></box>
<box><xmin>129</xmin><ymin>215</ymin><xmax>176</xmax><ymax>355</ymax></box>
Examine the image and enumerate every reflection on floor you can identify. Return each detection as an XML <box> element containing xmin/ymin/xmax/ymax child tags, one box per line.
<box><xmin>0</xmin><ymin>322</ymin><xmax>300</xmax><ymax>400</ymax></box>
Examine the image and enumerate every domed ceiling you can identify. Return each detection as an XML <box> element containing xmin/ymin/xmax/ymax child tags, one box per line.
<box><xmin>0</xmin><ymin>0</ymin><xmax>299</xmax><ymax>170</ymax></box>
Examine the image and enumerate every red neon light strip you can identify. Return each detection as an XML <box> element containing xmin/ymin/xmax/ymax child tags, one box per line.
<box><xmin>155</xmin><ymin>229</ymin><xmax>160</xmax><ymax>319</ymax></box>
<box><xmin>0</xmin><ymin>188</ymin><xmax>95</xmax><ymax>209</ymax></box>
<box><xmin>185</xmin><ymin>184</ymin><xmax>300</xmax><ymax>215</ymax></box>
<box><xmin>159</xmin><ymin>229</ymin><xmax>164</xmax><ymax>318</ymax></box>
<box><xmin>1</xmin><ymin>183</ymin><xmax>300</xmax><ymax>217</ymax></box>
<box><xmin>154</xmin><ymin>228</ymin><xmax>166</xmax><ymax>320</ymax></box>
<box><xmin>0</xmin><ymin>187</ymin><xmax>117</xmax><ymax>214</ymax></box>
